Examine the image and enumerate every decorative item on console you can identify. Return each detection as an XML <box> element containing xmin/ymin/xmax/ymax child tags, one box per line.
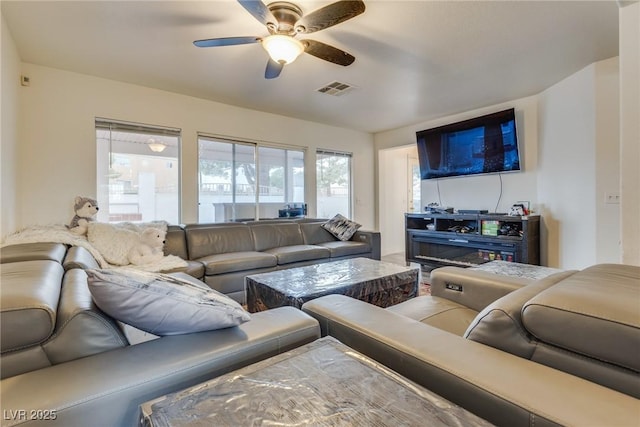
<box><xmin>425</xmin><ymin>203</ymin><xmax>454</xmax><ymax>214</ymax></box>
<box><xmin>508</xmin><ymin>201</ymin><xmax>530</xmax><ymax>216</ymax></box>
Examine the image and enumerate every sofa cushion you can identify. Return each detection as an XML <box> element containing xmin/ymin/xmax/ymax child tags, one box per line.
<box><xmin>186</xmin><ymin>225</ymin><xmax>254</xmax><ymax>260</ymax></box>
<box><xmin>0</xmin><ymin>260</ymin><xmax>63</xmax><ymax>353</ymax></box>
<box><xmin>264</xmin><ymin>245</ymin><xmax>331</xmax><ymax>265</ymax></box>
<box><xmin>251</xmin><ymin>223</ymin><xmax>304</xmax><ymax>251</ymax></box>
<box><xmin>317</xmin><ymin>240</ymin><xmax>371</xmax><ymax>258</ymax></box>
<box><xmin>161</xmin><ymin>260</ymin><xmax>206</xmax><ymax>280</ymax></box>
<box><xmin>300</xmin><ymin>222</ymin><xmax>338</xmax><ymax>244</ymax></box>
<box><xmin>0</xmin><ymin>242</ymin><xmax>67</xmax><ymax>264</ymax></box>
<box><xmin>321</xmin><ymin>214</ymin><xmax>361</xmax><ymax>241</ymax></box>
<box><xmin>198</xmin><ymin>252</ymin><xmax>277</xmax><ymax>275</ymax></box>
<box><xmin>522</xmin><ymin>264</ymin><xmax>640</xmax><ymax>372</ymax></box>
<box><xmin>86</xmin><ymin>269</ymin><xmax>250</xmax><ymax>335</ymax></box>
<box><xmin>387</xmin><ymin>295</ymin><xmax>478</xmax><ymax>336</ymax></box>
<box><xmin>164</xmin><ymin>225</ymin><xmax>189</xmax><ymax>260</ymax></box>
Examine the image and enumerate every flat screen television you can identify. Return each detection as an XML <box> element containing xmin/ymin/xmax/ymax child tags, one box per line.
<box><xmin>416</xmin><ymin>108</ymin><xmax>521</xmax><ymax>180</ymax></box>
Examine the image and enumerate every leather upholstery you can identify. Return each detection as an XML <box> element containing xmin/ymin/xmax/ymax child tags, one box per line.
<box><xmin>523</xmin><ymin>264</ymin><xmax>640</xmax><ymax>372</ymax></box>
<box><xmin>300</xmin><ymin>222</ymin><xmax>338</xmax><ymax>244</ymax></box>
<box><xmin>186</xmin><ymin>225</ymin><xmax>255</xmax><ymax>259</ymax></box>
<box><xmin>42</xmin><ymin>269</ymin><xmax>127</xmax><ymax>363</ymax></box>
<box><xmin>0</xmin><ymin>240</ymin><xmax>323</xmax><ymax>426</ymax></box>
<box><xmin>462</xmin><ymin>265</ymin><xmax>640</xmax><ymax>398</ymax></box>
<box><xmin>315</xmin><ymin>240</ymin><xmax>371</xmax><ymax>258</ymax></box>
<box><xmin>1</xmin><ymin>307</ymin><xmax>320</xmax><ymax>427</ymax></box>
<box><xmin>199</xmin><ymin>251</ymin><xmax>277</xmax><ymax>275</ymax></box>
<box><xmin>163</xmin><ymin>224</ymin><xmax>189</xmax><ymax>259</ymax></box>
<box><xmin>62</xmin><ymin>245</ymin><xmax>101</xmax><ymax>270</ymax></box>
<box><xmin>1</xmin><ymin>267</ymin><xmax>127</xmax><ymax>379</ymax></box>
<box><xmin>251</xmin><ymin>223</ymin><xmax>304</xmax><ymax>251</ymax></box>
<box><xmin>302</xmin><ymin>294</ymin><xmax>640</xmax><ymax>427</ymax></box>
<box><xmin>464</xmin><ymin>272</ymin><xmax>576</xmax><ymax>357</ymax></box>
<box><xmin>264</xmin><ymin>244</ymin><xmax>331</xmax><ymax>265</ymax></box>
<box><xmin>387</xmin><ymin>295</ymin><xmax>478</xmax><ymax>335</ymax></box>
<box><xmin>0</xmin><ymin>242</ymin><xmax>67</xmax><ymax>264</ymax></box>
<box><xmin>181</xmin><ymin>221</ymin><xmax>381</xmax><ymax>303</ymax></box>
<box><xmin>1</xmin><ymin>260</ymin><xmax>63</xmax><ymax>352</ymax></box>
<box><xmin>430</xmin><ymin>266</ymin><xmax>540</xmax><ymax>312</ymax></box>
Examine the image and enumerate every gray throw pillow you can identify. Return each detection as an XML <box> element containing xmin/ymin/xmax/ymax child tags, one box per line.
<box><xmin>322</xmin><ymin>214</ymin><xmax>362</xmax><ymax>241</ymax></box>
<box><xmin>86</xmin><ymin>269</ymin><xmax>250</xmax><ymax>336</ymax></box>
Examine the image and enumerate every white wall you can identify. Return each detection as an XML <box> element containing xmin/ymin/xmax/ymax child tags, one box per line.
<box><xmin>375</xmin><ymin>58</ymin><xmax>625</xmax><ymax>269</ymax></box>
<box><xmin>594</xmin><ymin>58</ymin><xmax>621</xmax><ymax>264</ymax></box>
<box><xmin>537</xmin><ymin>58</ymin><xmax>620</xmax><ymax>269</ymax></box>
<box><xmin>376</xmin><ymin>97</ymin><xmax>539</xmax><ymax>214</ymax></box>
<box><xmin>619</xmin><ymin>2</ymin><xmax>640</xmax><ymax>266</ymax></box>
<box><xmin>375</xmin><ymin>97</ymin><xmax>539</xmax><ymax>257</ymax></box>
<box><xmin>1</xmin><ymin>14</ymin><xmax>21</xmax><ymax>238</ymax></box>
<box><xmin>10</xmin><ymin>63</ymin><xmax>374</xmax><ymax>235</ymax></box>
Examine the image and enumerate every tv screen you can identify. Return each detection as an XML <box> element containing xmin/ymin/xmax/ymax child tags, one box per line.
<box><xmin>416</xmin><ymin>108</ymin><xmax>521</xmax><ymax>180</ymax></box>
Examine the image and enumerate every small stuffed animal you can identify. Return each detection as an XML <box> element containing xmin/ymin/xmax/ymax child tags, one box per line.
<box><xmin>67</xmin><ymin>196</ymin><xmax>99</xmax><ymax>235</ymax></box>
<box><xmin>128</xmin><ymin>228</ymin><xmax>166</xmax><ymax>265</ymax></box>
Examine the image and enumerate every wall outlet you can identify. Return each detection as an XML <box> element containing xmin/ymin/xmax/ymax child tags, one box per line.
<box><xmin>604</xmin><ymin>192</ymin><xmax>620</xmax><ymax>204</ymax></box>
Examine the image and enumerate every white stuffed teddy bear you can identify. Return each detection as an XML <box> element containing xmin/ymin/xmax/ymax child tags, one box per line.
<box><xmin>67</xmin><ymin>196</ymin><xmax>99</xmax><ymax>235</ymax></box>
<box><xmin>128</xmin><ymin>228</ymin><xmax>166</xmax><ymax>266</ymax></box>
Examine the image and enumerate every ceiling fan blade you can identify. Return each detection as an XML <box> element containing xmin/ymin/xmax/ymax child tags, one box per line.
<box><xmin>302</xmin><ymin>39</ymin><xmax>355</xmax><ymax>66</ymax></box>
<box><xmin>295</xmin><ymin>0</ymin><xmax>365</xmax><ymax>34</ymax></box>
<box><xmin>194</xmin><ymin>36</ymin><xmax>260</xmax><ymax>48</ymax></box>
<box><xmin>265</xmin><ymin>58</ymin><xmax>284</xmax><ymax>79</ymax></box>
<box><xmin>238</xmin><ymin>0</ymin><xmax>278</xmax><ymax>29</ymax></box>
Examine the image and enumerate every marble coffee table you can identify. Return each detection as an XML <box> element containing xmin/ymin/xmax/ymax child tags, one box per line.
<box><xmin>245</xmin><ymin>257</ymin><xmax>419</xmax><ymax>312</ymax></box>
<box><xmin>140</xmin><ymin>336</ymin><xmax>492</xmax><ymax>426</ymax></box>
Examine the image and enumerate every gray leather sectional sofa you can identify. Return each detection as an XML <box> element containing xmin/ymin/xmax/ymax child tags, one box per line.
<box><xmin>0</xmin><ymin>219</ymin><xmax>380</xmax><ymax>426</ymax></box>
<box><xmin>164</xmin><ymin>220</ymin><xmax>381</xmax><ymax>302</ymax></box>
<box><xmin>0</xmin><ymin>241</ymin><xmax>321</xmax><ymax>426</ymax></box>
<box><xmin>302</xmin><ymin>263</ymin><xmax>640</xmax><ymax>426</ymax></box>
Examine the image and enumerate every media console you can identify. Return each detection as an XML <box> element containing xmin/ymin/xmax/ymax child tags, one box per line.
<box><xmin>405</xmin><ymin>212</ymin><xmax>540</xmax><ymax>268</ymax></box>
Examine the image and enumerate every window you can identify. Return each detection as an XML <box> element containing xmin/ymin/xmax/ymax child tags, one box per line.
<box><xmin>316</xmin><ymin>150</ymin><xmax>352</xmax><ymax>218</ymax></box>
<box><xmin>96</xmin><ymin>119</ymin><xmax>180</xmax><ymax>224</ymax></box>
<box><xmin>198</xmin><ymin>135</ymin><xmax>304</xmax><ymax>222</ymax></box>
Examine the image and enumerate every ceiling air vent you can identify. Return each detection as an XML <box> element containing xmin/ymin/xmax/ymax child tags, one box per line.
<box><xmin>316</xmin><ymin>81</ymin><xmax>355</xmax><ymax>96</ymax></box>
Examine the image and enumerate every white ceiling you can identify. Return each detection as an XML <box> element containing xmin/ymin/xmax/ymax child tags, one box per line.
<box><xmin>2</xmin><ymin>1</ymin><xmax>620</xmax><ymax>133</ymax></box>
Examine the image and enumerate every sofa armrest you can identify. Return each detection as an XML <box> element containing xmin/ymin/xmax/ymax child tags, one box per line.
<box><xmin>1</xmin><ymin>307</ymin><xmax>320</xmax><ymax>427</ymax></box>
<box><xmin>61</xmin><ymin>246</ymin><xmax>101</xmax><ymax>271</ymax></box>
<box><xmin>429</xmin><ymin>267</ymin><xmax>575</xmax><ymax>312</ymax></box>
<box><xmin>351</xmin><ymin>230</ymin><xmax>380</xmax><ymax>260</ymax></box>
<box><xmin>301</xmin><ymin>295</ymin><xmax>639</xmax><ymax>427</ymax></box>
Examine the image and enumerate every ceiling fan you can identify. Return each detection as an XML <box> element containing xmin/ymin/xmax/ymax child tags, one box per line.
<box><xmin>194</xmin><ymin>0</ymin><xmax>365</xmax><ymax>79</ymax></box>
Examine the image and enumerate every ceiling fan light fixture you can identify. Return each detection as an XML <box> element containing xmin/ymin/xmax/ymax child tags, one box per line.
<box><xmin>262</xmin><ymin>35</ymin><xmax>304</xmax><ymax>64</ymax></box>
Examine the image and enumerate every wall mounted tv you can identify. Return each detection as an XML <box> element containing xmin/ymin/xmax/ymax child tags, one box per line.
<box><xmin>416</xmin><ymin>108</ymin><xmax>521</xmax><ymax>180</ymax></box>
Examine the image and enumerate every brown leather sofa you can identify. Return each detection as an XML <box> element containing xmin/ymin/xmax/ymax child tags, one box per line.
<box><xmin>302</xmin><ymin>263</ymin><xmax>640</xmax><ymax>426</ymax></box>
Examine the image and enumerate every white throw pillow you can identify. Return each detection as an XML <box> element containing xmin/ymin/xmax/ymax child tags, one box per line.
<box><xmin>86</xmin><ymin>269</ymin><xmax>250</xmax><ymax>336</ymax></box>
<box><xmin>321</xmin><ymin>214</ymin><xmax>362</xmax><ymax>241</ymax></box>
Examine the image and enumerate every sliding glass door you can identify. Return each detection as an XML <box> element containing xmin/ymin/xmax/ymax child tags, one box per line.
<box><xmin>198</xmin><ymin>136</ymin><xmax>304</xmax><ymax>222</ymax></box>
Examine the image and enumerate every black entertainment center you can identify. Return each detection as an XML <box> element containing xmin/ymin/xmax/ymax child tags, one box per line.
<box><xmin>405</xmin><ymin>212</ymin><xmax>540</xmax><ymax>269</ymax></box>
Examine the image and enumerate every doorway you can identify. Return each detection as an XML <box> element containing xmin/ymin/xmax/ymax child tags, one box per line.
<box><xmin>378</xmin><ymin>144</ymin><xmax>420</xmax><ymax>257</ymax></box>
